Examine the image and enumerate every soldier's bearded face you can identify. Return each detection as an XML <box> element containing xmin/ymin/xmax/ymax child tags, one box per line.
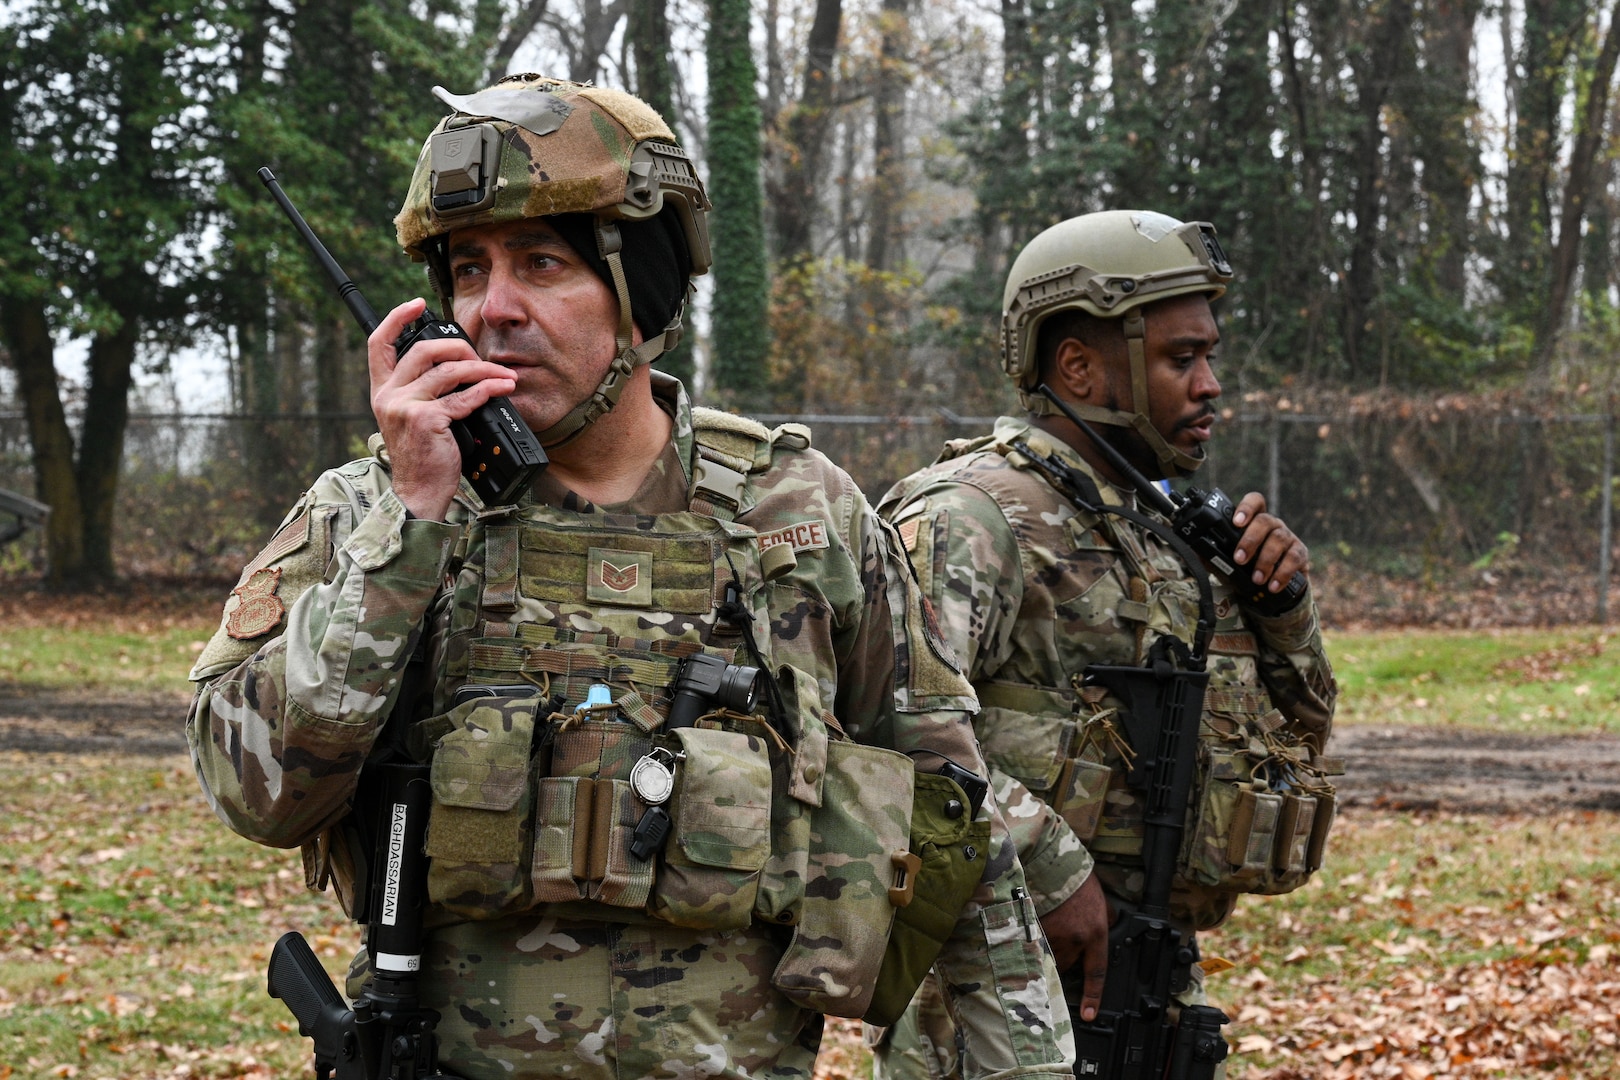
<box><xmin>447</xmin><ymin>217</ymin><xmax>625</xmax><ymax>432</ymax></box>
<box><xmin>1100</xmin><ymin>293</ymin><xmax>1222</xmax><ymax>477</ymax></box>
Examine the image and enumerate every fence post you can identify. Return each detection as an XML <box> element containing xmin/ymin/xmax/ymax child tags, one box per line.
<box><xmin>1600</xmin><ymin>410</ymin><xmax>1615</xmax><ymax>625</ymax></box>
<box><xmin>1268</xmin><ymin>415</ymin><xmax>1281</xmax><ymax>516</ymax></box>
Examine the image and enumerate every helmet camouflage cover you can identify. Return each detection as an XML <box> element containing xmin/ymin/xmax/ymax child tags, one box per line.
<box><xmin>1000</xmin><ymin>209</ymin><xmax>1233</xmax><ymax>475</ymax></box>
<box><xmin>395</xmin><ymin>74</ymin><xmax>712</xmax><ymax>447</ymax></box>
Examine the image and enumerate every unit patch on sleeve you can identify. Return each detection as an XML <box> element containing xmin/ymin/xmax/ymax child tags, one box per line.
<box><xmin>225</xmin><ymin>567</ymin><xmax>286</xmax><ymax>640</ymax></box>
<box><xmin>756</xmin><ymin>519</ymin><xmax>830</xmax><ymax>555</ymax></box>
<box><xmin>587</xmin><ymin>547</ymin><xmax>654</xmax><ymax>607</ymax></box>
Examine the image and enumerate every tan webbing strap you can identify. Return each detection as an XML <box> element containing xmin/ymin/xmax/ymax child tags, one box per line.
<box><xmin>483</xmin><ymin>525</ymin><xmax>520</xmax><ymax>612</ymax></box>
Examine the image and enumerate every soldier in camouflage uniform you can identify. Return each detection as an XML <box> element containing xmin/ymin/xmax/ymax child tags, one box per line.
<box><xmin>870</xmin><ymin>211</ymin><xmax>1339</xmax><ymax>1079</ymax></box>
<box><xmin>185</xmin><ymin>75</ymin><xmax>1072</xmax><ymax>1080</ymax></box>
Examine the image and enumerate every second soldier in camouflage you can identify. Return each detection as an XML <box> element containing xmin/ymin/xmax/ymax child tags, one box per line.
<box><xmin>871</xmin><ymin>210</ymin><xmax>1340</xmax><ymax>1080</ymax></box>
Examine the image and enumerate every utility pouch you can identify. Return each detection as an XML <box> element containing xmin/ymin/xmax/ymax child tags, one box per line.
<box><xmin>754</xmin><ymin>666</ymin><xmax>826</xmax><ymax>929</ymax></box>
<box><xmin>1272</xmin><ymin>792</ymin><xmax>1318</xmax><ymax>878</ymax></box>
<box><xmin>424</xmin><ymin>694</ymin><xmax>542</xmax><ymax>918</ymax></box>
<box><xmin>1049</xmin><ymin>756</ymin><xmax>1113</xmax><ymax>842</ymax></box>
<box><xmin>1306</xmin><ymin>791</ymin><xmax>1336</xmax><ymax>873</ymax></box>
<box><xmin>863</xmin><ymin>771</ymin><xmax>991</xmax><ymax>1027</ymax></box>
<box><xmin>772</xmin><ymin>738</ymin><xmax>915</xmax><ymax>1018</ymax></box>
<box><xmin>1224</xmin><ymin>786</ymin><xmax>1283</xmax><ymax>880</ymax></box>
<box><xmin>650</xmin><ymin>724</ymin><xmax>773</xmax><ymax>930</ymax></box>
<box><xmin>532</xmin><ymin>717</ymin><xmax>656</xmax><ymax>908</ymax></box>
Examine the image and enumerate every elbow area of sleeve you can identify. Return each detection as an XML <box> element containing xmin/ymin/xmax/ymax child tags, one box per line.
<box><xmin>342</xmin><ymin>489</ymin><xmax>457</xmax><ymax>578</ymax></box>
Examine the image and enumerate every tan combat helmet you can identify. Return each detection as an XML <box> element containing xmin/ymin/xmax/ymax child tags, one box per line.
<box><xmin>395</xmin><ymin>74</ymin><xmax>712</xmax><ymax>448</ymax></box>
<box><xmin>1000</xmin><ymin>210</ymin><xmax>1232</xmax><ymax>475</ymax></box>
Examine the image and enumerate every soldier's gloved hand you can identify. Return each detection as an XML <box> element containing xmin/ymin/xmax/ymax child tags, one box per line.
<box><xmin>369</xmin><ymin>297</ymin><xmax>517</xmax><ymax>521</ymax></box>
<box><xmin>1230</xmin><ymin>492</ymin><xmax>1311</xmax><ymax>598</ymax></box>
<box><xmin>1043</xmin><ymin>871</ymin><xmax>1109</xmax><ymax>1022</ymax></box>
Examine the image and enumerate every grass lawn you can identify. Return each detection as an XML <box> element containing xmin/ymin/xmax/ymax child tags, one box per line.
<box><xmin>1327</xmin><ymin>626</ymin><xmax>1619</xmax><ymax>734</ymax></box>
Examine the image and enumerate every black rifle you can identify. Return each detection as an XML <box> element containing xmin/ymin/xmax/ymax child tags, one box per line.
<box><xmin>257</xmin><ymin>167</ymin><xmax>547</xmax><ymax>507</ymax></box>
<box><xmin>1010</xmin><ymin>438</ymin><xmax>1228</xmax><ymax>1080</ymax></box>
<box><xmin>265</xmin><ymin>627</ymin><xmax>463</xmax><ymax>1080</ymax></box>
<box><xmin>1035</xmin><ymin>383</ymin><xmax>1306</xmax><ymax>615</ymax></box>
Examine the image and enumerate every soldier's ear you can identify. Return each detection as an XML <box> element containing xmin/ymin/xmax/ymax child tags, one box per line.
<box><xmin>1051</xmin><ymin>336</ymin><xmax>1104</xmax><ymax>404</ymax></box>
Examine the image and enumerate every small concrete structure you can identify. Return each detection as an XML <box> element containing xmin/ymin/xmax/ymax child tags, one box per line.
<box><xmin>0</xmin><ymin>486</ymin><xmax>49</xmax><ymax>544</ymax></box>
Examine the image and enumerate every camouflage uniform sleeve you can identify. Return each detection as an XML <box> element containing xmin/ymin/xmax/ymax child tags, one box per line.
<box><xmin>889</xmin><ymin>481</ymin><xmax>1094</xmax><ymax>918</ymax></box>
<box><xmin>1246</xmin><ymin>591</ymin><xmax>1338</xmax><ymax>751</ymax></box>
<box><xmin>185</xmin><ymin>462</ymin><xmax>459</xmax><ymax>849</ymax></box>
<box><xmin>832</xmin><ymin>478</ymin><xmax>1068</xmax><ymax>1080</ymax></box>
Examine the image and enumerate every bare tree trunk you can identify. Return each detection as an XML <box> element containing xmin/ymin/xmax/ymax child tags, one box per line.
<box><xmin>865</xmin><ymin>0</ymin><xmax>910</xmax><ymax>272</ymax></box>
<box><xmin>77</xmin><ymin>309</ymin><xmax>137</xmax><ymax>580</ymax></box>
<box><xmin>1536</xmin><ymin>0</ymin><xmax>1620</xmax><ymax>374</ymax></box>
<box><xmin>772</xmin><ymin>0</ymin><xmax>843</xmax><ymax>263</ymax></box>
<box><xmin>490</xmin><ymin>0</ymin><xmax>554</xmax><ymax>81</ymax></box>
<box><xmin>564</xmin><ymin>0</ymin><xmax>629</xmax><ymax>84</ymax></box>
<box><xmin>1419</xmin><ymin>0</ymin><xmax>1481</xmax><ymax>299</ymax></box>
<box><xmin>1344</xmin><ymin>0</ymin><xmax>1414</xmax><ymax>381</ymax></box>
<box><xmin>1</xmin><ymin>296</ymin><xmax>86</xmax><ymax>582</ymax></box>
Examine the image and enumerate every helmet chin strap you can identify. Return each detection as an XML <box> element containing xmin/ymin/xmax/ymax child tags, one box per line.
<box><xmin>1020</xmin><ymin>308</ymin><xmax>1207</xmax><ymax>478</ymax></box>
<box><xmin>524</xmin><ymin>220</ymin><xmax>684</xmax><ymax>450</ymax></box>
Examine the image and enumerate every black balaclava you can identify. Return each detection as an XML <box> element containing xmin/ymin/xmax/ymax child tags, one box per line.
<box><xmin>548</xmin><ymin>210</ymin><xmax>692</xmax><ymax>342</ymax></box>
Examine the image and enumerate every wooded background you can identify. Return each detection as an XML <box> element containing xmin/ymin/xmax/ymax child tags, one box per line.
<box><xmin>4</xmin><ymin>0</ymin><xmax>1620</xmax><ymax>589</ymax></box>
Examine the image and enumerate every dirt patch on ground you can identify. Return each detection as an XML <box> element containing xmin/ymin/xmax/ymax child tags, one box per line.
<box><xmin>0</xmin><ymin>684</ymin><xmax>194</xmax><ymax>757</ymax></box>
<box><xmin>1329</xmin><ymin>725</ymin><xmax>1620</xmax><ymax>812</ymax></box>
<box><xmin>5</xmin><ymin>684</ymin><xmax>1619</xmax><ymax>813</ymax></box>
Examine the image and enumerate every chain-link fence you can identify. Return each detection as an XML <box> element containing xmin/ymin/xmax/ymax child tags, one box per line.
<box><xmin>3</xmin><ymin>407</ymin><xmax>1616</xmax><ymax>618</ymax></box>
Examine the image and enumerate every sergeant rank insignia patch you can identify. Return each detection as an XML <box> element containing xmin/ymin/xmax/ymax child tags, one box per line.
<box><xmin>226</xmin><ymin>567</ymin><xmax>285</xmax><ymax>640</ymax></box>
<box><xmin>587</xmin><ymin>547</ymin><xmax>653</xmax><ymax>606</ymax></box>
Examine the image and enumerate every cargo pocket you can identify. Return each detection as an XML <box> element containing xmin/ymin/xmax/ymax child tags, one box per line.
<box><xmin>772</xmin><ymin>738</ymin><xmax>915</xmax><ymax>1018</ymax></box>
<box><xmin>863</xmin><ymin>771</ymin><xmax>991</xmax><ymax>1027</ymax></box>
<box><xmin>650</xmin><ymin>725</ymin><xmax>773</xmax><ymax>930</ymax></box>
<box><xmin>425</xmin><ymin>696</ymin><xmax>539</xmax><ymax>918</ymax></box>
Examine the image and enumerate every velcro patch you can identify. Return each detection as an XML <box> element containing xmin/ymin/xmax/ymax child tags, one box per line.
<box><xmin>225</xmin><ymin>567</ymin><xmax>285</xmax><ymax>640</ymax></box>
<box><xmin>244</xmin><ymin>508</ymin><xmax>311</xmax><ymax>578</ymax></box>
<box><xmin>756</xmin><ymin>519</ymin><xmax>829</xmax><ymax>555</ymax></box>
<box><xmin>587</xmin><ymin>548</ymin><xmax>653</xmax><ymax>607</ymax></box>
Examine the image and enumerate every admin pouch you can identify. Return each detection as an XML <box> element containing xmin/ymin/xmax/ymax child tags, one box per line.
<box><xmin>863</xmin><ymin>770</ymin><xmax>992</xmax><ymax>1026</ymax></box>
<box><xmin>767</xmin><ymin>666</ymin><xmax>917</xmax><ymax>1018</ymax></box>
<box><xmin>423</xmin><ymin>691</ymin><xmax>548</xmax><ymax>917</ymax></box>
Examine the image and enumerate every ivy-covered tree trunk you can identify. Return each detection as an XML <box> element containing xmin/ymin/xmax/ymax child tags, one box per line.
<box><xmin>629</xmin><ymin>0</ymin><xmax>696</xmax><ymax>387</ymax></box>
<box><xmin>1343</xmin><ymin>0</ymin><xmax>1414</xmax><ymax>382</ymax></box>
<box><xmin>1498</xmin><ymin>0</ymin><xmax>1587</xmax><ymax>322</ymax></box>
<box><xmin>866</xmin><ymin>0</ymin><xmax>910</xmax><ymax>273</ymax></box>
<box><xmin>706</xmin><ymin>0</ymin><xmax>771</xmax><ymax>404</ymax></box>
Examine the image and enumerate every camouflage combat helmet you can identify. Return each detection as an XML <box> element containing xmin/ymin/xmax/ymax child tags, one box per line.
<box><xmin>1000</xmin><ymin>210</ymin><xmax>1232</xmax><ymax>475</ymax></box>
<box><xmin>395</xmin><ymin>73</ymin><xmax>712</xmax><ymax>447</ymax></box>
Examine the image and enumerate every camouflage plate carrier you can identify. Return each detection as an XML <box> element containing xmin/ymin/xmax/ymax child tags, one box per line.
<box><xmin>188</xmin><ymin>381</ymin><xmax>1066</xmax><ymax>1080</ymax></box>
